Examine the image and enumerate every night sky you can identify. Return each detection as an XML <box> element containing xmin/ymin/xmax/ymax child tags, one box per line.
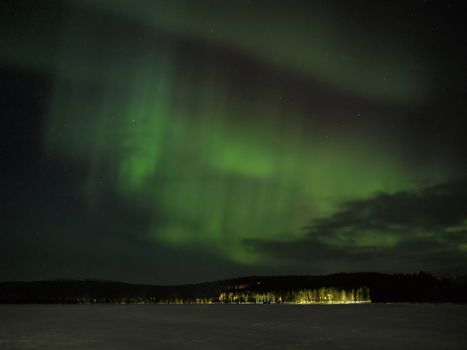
<box><xmin>1</xmin><ymin>0</ymin><xmax>466</xmax><ymax>284</ymax></box>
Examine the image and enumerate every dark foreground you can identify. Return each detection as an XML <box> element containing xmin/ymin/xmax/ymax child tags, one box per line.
<box><xmin>1</xmin><ymin>304</ymin><xmax>466</xmax><ymax>349</ymax></box>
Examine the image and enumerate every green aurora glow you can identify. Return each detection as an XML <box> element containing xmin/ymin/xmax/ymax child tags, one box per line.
<box><xmin>1</xmin><ymin>0</ymin><xmax>466</xmax><ymax>283</ymax></box>
<box><xmin>42</xmin><ymin>28</ymin><xmax>430</xmax><ymax>263</ymax></box>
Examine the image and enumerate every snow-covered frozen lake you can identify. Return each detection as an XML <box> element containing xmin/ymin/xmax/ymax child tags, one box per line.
<box><xmin>1</xmin><ymin>304</ymin><xmax>466</xmax><ymax>349</ymax></box>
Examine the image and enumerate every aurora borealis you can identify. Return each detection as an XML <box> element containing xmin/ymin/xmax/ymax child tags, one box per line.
<box><xmin>1</xmin><ymin>0</ymin><xmax>466</xmax><ymax>283</ymax></box>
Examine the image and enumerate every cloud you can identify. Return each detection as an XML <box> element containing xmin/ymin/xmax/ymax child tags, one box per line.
<box><xmin>245</xmin><ymin>179</ymin><xmax>467</xmax><ymax>274</ymax></box>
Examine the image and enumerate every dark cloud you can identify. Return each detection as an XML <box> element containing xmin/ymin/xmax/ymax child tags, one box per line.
<box><xmin>245</xmin><ymin>179</ymin><xmax>467</xmax><ymax>274</ymax></box>
<box><xmin>309</xmin><ymin>179</ymin><xmax>467</xmax><ymax>239</ymax></box>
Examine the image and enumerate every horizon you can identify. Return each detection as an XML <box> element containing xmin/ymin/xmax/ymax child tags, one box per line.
<box><xmin>1</xmin><ymin>270</ymin><xmax>463</xmax><ymax>287</ymax></box>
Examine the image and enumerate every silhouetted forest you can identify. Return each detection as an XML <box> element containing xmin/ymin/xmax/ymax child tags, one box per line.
<box><xmin>1</xmin><ymin>272</ymin><xmax>466</xmax><ymax>304</ymax></box>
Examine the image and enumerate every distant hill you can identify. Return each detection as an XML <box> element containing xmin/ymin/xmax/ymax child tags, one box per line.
<box><xmin>1</xmin><ymin>272</ymin><xmax>466</xmax><ymax>304</ymax></box>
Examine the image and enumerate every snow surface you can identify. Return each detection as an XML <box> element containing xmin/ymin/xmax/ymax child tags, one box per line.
<box><xmin>1</xmin><ymin>304</ymin><xmax>466</xmax><ymax>349</ymax></box>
